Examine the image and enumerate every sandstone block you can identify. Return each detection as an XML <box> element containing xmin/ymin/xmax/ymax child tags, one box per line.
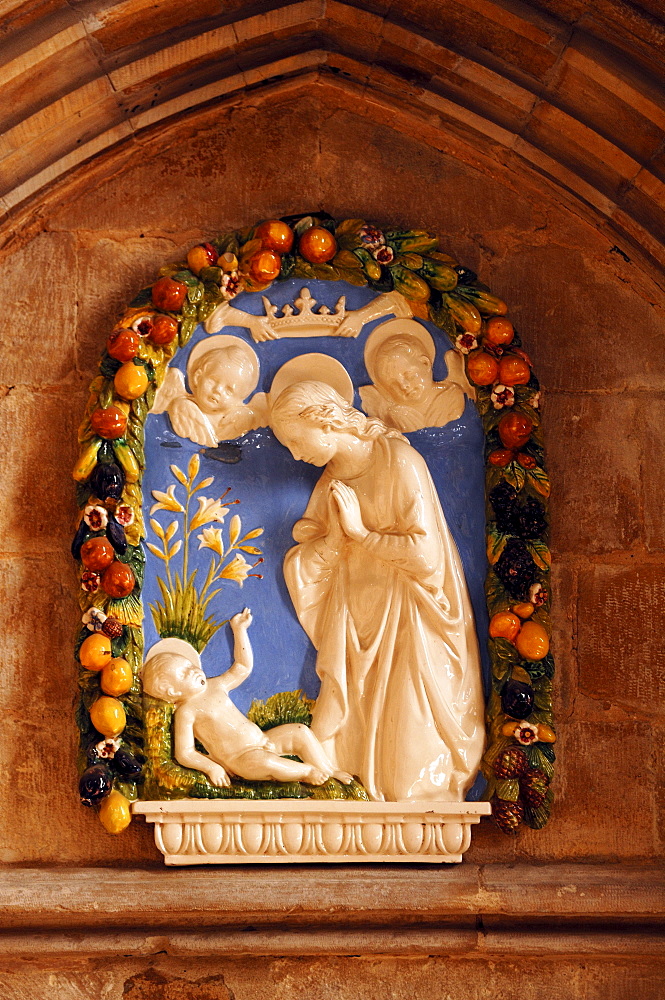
<box><xmin>488</xmin><ymin>245</ymin><xmax>665</xmax><ymax>392</ymax></box>
<box><xmin>0</xmin><ymin>232</ymin><xmax>77</xmax><ymax>385</ymax></box>
<box><xmin>517</xmin><ymin>719</ymin><xmax>658</xmax><ymax>859</ymax></box>
<box><xmin>577</xmin><ymin>563</ymin><xmax>665</xmax><ymax>718</ymax></box>
<box><xmin>0</xmin><ymin>386</ymin><xmax>82</xmax><ymax>554</ymax></box>
<box><xmin>542</xmin><ymin>393</ymin><xmax>642</xmax><ymax>555</ymax></box>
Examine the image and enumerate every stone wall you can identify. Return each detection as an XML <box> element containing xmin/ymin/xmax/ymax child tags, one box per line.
<box><xmin>0</xmin><ymin>82</ymin><xmax>663</xmax><ymax>996</ymax></box>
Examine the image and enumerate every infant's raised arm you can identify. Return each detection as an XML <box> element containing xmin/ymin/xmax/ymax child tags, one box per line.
<box><xmin>218</xmin><ymin>608</ymin><xmax>253</xmax><ymax>691</ymax></box>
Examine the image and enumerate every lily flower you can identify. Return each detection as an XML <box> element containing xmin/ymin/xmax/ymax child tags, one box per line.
<box><xmin>190</xmin><ymin>496</ymin><xmax>230</xmax><ymax>531</ymax></box>
<box><xmin>197</xmin><ymin>527</ymin><xmax>225</xmax><ymax>557</ymax></box>
<box><xmin>219</xmin><ymin>553</ymin><xmax>251</xmax><ymax>585</ymax></box>
<box><xmin>150</xmin><ymin>485</ymin><xmax>184</xmax><ymax>514</ymax></box>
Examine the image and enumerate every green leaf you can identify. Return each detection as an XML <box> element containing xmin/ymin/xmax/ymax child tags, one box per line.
<box><xmin>216</xmin><ymin>233</ymin><xmax>240</xmax><ymax>255</ymax></box>
<box><xmin>526</xmin><ymin>538</ymin><xmax>551</xmax><ymax>571</ymax></box>
<box><xmin>487</xmin><ymin>527</ymin><xmax>509</xmax><ymax>565</ymax></box>
<box><xmin>428</xmin><ymin>302</ymin><xmax>456</xmax><ymax>340</ymax></box>
<box><xmin>486</xmin><ymin>571</ymin><xmax>509</xmax><ymax>617</ymax></box>
<box><xmin>172</xmin><ymin>269</ymin><xmax>200</xmax><ymax>287</ymax></box>
<box><xmin>533</xmin><ymin>678</ymin><xmax>553</xmax><ymax>712</ymax></box>
<box><xmin>335</xmin><ymin>218</ymin><xmax>366</xmax><ymax>237</ymax></box>
<box><xmin>495</xmin><ymin>779</ymin><xmax>520</xmax><ymax>802</ymax></box>
<box><xmin>197</xmin><ymin>300</ymin><xmax>217</xmax><ymax>322</ymax></box>
<box><xmin>187</xmin><ymin>283</ymin><xmax>204</xmax><ymax>304</ymax></box>
<box><xmin>527</xmin><ymin>465</ymin><xmax>551</xmax><ymax>498</ymax></box>
<box><xmin>179</xmin><ymin>317</ymin><xmax>196</xmax><ymax>347</ymax></box>
<box><xmin>489</xmin><ymin>638</ymin><xmax>520</xmax><ymax>681</ymax></box>
<box><xmin>336</xmin><ymin>267</ymin><xmax>368</xmax><ymax>287</ymax></box>
<box><xmin>98</xmin><ymin>380</ymin><xmax>114</xmax><ymax>409</ymax></box>
<box><xmin>181</xmin><ymin>299</ymin><xmax>197</xmax><ymax>318</ymax></box>
<box><xmin>503</xmin><ymin>462</ymin><xmax>526</xmax><ymax>491</ymax></box>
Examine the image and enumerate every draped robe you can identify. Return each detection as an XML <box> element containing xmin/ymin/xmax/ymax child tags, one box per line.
<box><xmin>283</xmin><ymin>435</ymin><xmax>485</xmax><ymax>801</ymax></box>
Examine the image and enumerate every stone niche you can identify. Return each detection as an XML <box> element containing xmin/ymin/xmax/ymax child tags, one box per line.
<box><xmin>0</xmin><ymin>10</ymin><xmax>664</xmax><ymax>993</ymax></box>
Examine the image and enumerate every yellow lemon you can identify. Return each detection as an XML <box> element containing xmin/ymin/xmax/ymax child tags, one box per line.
<box><xmin>99</xmin><ymin>789</ymin><xmax>132</xmax><ymax>834</ymax></box>
<box><xmin>489</xmin><ymin>611</ymin><xmax>521</xmax><ymax>642</ymax></box>
<box><xmin>90</xmin><ymin>696</ymin><xmax>126</xmax><ymax>738</ymax></box>
<box><xmin>511</xmin><ymin>602</ymin><xmax>534</xmax><ymax>620</ymax></box>
<box><xmin>101</xmin><ymin>658</ymin><xmax>133</xmax><ymax>697</ymax></box>
<box><xmin>79</xmin><ymin>633</ymin><xmax>112</xmax><ymax>671</ymax></box>
<box><xmin>515</xmin><ymin>621</ymin><xmax>550</xmax><ymax>661</ymax></box>
<box><xmin>113</xmin><ymin>362</ymin><xmax>149</xmax><ymax>401</ymax></box>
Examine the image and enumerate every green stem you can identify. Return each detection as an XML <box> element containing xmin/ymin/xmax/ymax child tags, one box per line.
<box><xmin>198</xmin><ymin>555</ymin><xmax>219</xmax><ymax>603</ymax></box>
<box><xmin>182</xmin><ymin>482</ymin><xmax>192</xmax><ymax>583</ymax></box>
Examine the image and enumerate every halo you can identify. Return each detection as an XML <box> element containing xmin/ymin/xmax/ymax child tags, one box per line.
<box><xmin>364</xmin><ymin>318</ymin><xmax>435</xmax><ymax>384</ymax></box>
<box><xmin>187</xmin><ymin>335</ymin><xmax>259</xmax><ymax>395</ymax></box>
<box><xmin>144</xmin><ymin>637</ymin><xmax>202</xmax><ymax>670</ymax></box>
<box><xmin>269</xmin><ymin>353</ymin><xmax>354</xmax><ymax>405</ymax></box>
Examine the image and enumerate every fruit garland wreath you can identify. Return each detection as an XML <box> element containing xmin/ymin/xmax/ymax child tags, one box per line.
<box><xmin>71</xmin><ymin>212</ymin><xmax>555</xmax><ymax>836</ymax></box>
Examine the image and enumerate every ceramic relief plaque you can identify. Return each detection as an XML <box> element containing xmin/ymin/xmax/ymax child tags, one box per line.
<box><xmin>72</xmin><ymin>214</ymin><xmax>556</xmax><ymax>864</ymax></box>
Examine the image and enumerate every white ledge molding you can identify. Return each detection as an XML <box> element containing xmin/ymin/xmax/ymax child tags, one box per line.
<box><xmin>133</xmin><ymin>800</ymin><xmax>490</xmax><ymax>864</ymax></box>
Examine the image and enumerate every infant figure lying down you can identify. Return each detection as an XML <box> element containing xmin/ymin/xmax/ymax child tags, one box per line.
<box><xmin>141</xmin><ymin>609</ymin><xmax>352</xmax><ymax>788</ymax></box>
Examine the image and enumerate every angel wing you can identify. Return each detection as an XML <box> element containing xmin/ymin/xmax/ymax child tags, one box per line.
<box><xmin>168</xmin><ymin>397</ymin><xmax>218</xmax><ymax>447</ymax></box>
<box><xmin>444</xmin><ymin>349</ymin><xmax>476</xmax><ymax>401</ymax></box>
<box><xmin>152</xmin><ymin>367</ymin><xmax>187</xmax><ymax>414</ymax></box>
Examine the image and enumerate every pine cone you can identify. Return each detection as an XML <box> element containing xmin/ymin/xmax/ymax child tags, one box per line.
<box><xmin>516</xmin><ymin>496</ymin><xmax>548</xmax><ymax>539</ymax></box>
<box><xmin>494</xmin><ymin>538</ymin><xmax>539</xmax><ymax>599</ymax></box>
<box><xmin>493</xmin><ymin>746</ymin><xmax>528</xmax><ymax>779</ymax></box>
<box><xmin>491</xmin><ymin>795</ymin><xmax>524</xmax><ymax>835</ymax></box>
<box><xmin>520</xmin><ymin>767</ymin><xmax>550</xmax><ymax>809</ymax></box>
<box><xmin>102</xmin><ymin>616</ymin><xmax>124</xmax><ymax>639</ymax></box>
<box><xmin>489</xmin><ymin>482</ymin><xmax>519</xmax><ymax>534</ymax></box>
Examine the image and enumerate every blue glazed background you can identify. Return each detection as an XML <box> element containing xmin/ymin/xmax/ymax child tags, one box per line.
<box><xmin>142</xmin><ymin>279</ymin><xmax>490</xmax><ymax>797</ymax></box>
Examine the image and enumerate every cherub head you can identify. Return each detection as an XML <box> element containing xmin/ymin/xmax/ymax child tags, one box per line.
<box><xmin>141</xmin><ymin>651</ymin><xmax>207</xmax><ymax>704</ymax></box>
<box><xmin>374</xmin><ymin>335</ymin><xmax>434</xmax><ymax>405</ymax></box>
<box><xmin>364</xmin><ymin>318</ymin><xmax>437</xmax><ymax>406</ymax></box>
<box><xmin>189</xmin><ymin>345</ymin><xmax>257</xmax><ymax>416</ymax></box>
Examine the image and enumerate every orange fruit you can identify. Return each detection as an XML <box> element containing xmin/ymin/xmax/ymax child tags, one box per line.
<box><xmin>90</xmin><ymin>696</ymin><xmax>126</xmax><ymax>738</ymax></box>
<box><xmin>246</xmin><ymin>249</ymin><xmax>281</xmax><ymax>283</ymax></box>
<box><xmin>485</xmin><ymin>317</ymin><xmax>514</xmax><ymax>346</ymax></box>
<box><xmin>151</xmin><ymin>276</ymin><xmax>187</xmax><ymax>312</ymax></box>
<box><xmin>517</xmin><ymin>452</ymin><xmax>536</xmax><ymax>468</ymax></box>
<box><xmin>489</xmin><ymin>611</ymin><xmax>521</xmax><ymax>642</ymax></box>
<box><xmin>498</xmin><ymin>355</ymin><xmax>531</xmax><ymax>386</ymax></box>
<box><xmin>90</xmin><ymin>406</ymin><xmax>127</xmax><ymax>439</ymax></box>
<box><xmin>488</xmin><ymin>449</ymin><xmax>515</xmax><ymax>467</ymax></box>
<box><xmin>298</xmin><ymin>226</ymin><xmax>337</xmax><ymax>263</ymax></box>
<box><xmin>101</xmin><ymin>561</ymin><xmax>135</xmax><ymax>598</ymax></box>
<box><xmin>499</xmin><ymin>412</ymin><xmax>533</xmax><ymax>450</ymax></box>
<box><xmin>148</xmin><ymin>315</ymin><xmax>178</xmax><ymax>345</ymax></box>
<box><xmin>515</xmin><ymin>621</ymin><xmax>549</xmax><ymax>661</ymax></box>
<box><xmin>79</xmin><ymin>633</ymin><xmax>113</xmax><ymax>671</ymax></box>
<box><xmin>114</xmin><ymin>362</ymin><xmax>149</xmax><ymax>401</ymax></box>
<box><xmin>101</xmin><ymin>657</ymin><xmax>133</xmax><ymax>696</ymax></box>
<box><xmin>466</xmin><ymin>351</ymin><xmax>499</xmax><ymax>386</ymax></box>
<box><xmin>80</xmin><ymin>537</ymin><xmax>115</xmax><ymax>572</ymax></box>
<box><xmin>511</xmin><ymin>602</ymin><xmax>534</xmax><ymax>619</ymax></box>
<box><xmin>107</xmin><ymin>328</ymin><xmax>139</xmax><ymax>363</ymax></box>
<box><xmin>99</xmin><ymin>789</ymin><xmax>132</xmax><ymax>834</ymax></box>
<box><xmin>256</xmin><ymin>219</ymin><xmax>294</xmax><ymax>253</ymax></box>
<box><xmin>186</xmin><ymin>243</ymin><xmax>217</xmax><ymax>274</ymax></box>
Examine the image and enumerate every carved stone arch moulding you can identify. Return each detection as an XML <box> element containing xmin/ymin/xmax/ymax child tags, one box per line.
<box><xmin>72</xmin><ymin>213</ymin><xmax>555</xmax><ymax>864</ymax></box>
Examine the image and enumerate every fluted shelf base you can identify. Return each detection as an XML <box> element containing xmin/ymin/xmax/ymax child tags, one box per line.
<box><xmin>133</xmin><ymin>799</ymin><xmax>491</xmax><ymax>865</ymax></box>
